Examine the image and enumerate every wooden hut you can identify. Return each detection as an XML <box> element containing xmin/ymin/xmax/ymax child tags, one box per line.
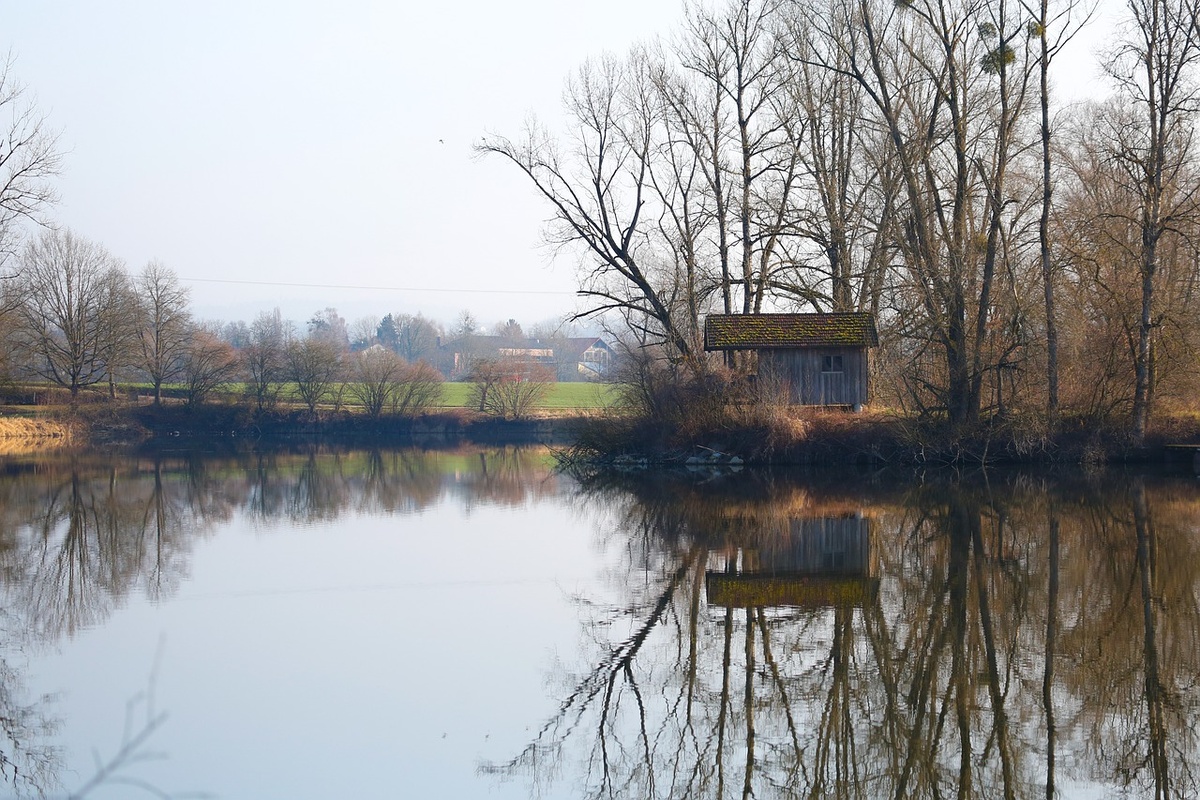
<box><xmin>703</xmin><ymin>312</ymin><xmax>879</xmax><ymax>409</ymax></box>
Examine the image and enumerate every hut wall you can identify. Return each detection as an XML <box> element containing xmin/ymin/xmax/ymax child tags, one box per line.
<box><xmin>758</xmin><ymin>346</ymin><xmax>869</xmax><ymax>406</ymax></box>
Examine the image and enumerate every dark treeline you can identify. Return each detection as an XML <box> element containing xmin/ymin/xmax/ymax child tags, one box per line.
<box><xmin>481</xmin><ymin>0</ymin><xmax>1200</xmax><ymax>442</ymax></box>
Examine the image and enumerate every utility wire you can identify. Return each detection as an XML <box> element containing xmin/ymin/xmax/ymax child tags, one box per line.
<box><xmin>181</xmin><ymin>276</ymin><xmax>577</xmax><ymax>296</ymax></box>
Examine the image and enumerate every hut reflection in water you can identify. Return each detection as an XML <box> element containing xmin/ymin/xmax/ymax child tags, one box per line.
<box><xmin>706</xmin><ymin>514</ymin><xmax>877</xmax><ymax>609</ymax></box>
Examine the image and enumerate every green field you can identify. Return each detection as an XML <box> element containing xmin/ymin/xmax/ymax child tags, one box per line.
<box><xmin>119</xmin><ymin>381</ymin><xmax>622</xmax><ymax>412</ymax></box>
<box><xmin>437</xmin><ymin>382</ymin><xmax>620</xmax><ymax>410</ymax></box>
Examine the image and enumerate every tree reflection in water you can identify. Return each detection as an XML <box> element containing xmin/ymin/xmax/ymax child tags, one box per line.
<box><xmin>0</xmin><ymin>445</ymin><xmax>560</xmax><ymax>796</ymax></box>
<box><xmin>491</xmin><ymin>469</ymin><xmax>1200</xmax><ymax>800</ymax></box>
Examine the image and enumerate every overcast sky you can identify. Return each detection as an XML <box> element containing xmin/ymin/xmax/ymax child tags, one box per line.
<box><xmin>5</xmin><ymin>0</ymin><xmax>1117</xmax><ymax>335</ymax></box>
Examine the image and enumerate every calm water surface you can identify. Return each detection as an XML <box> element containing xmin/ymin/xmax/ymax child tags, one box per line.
<box><xmin>0</xmin><ymin>445</ymin><xmax>1197</xmax><ymax>799</ymax></box>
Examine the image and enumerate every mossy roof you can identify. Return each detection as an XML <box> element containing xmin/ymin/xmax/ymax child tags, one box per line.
<box><xmin>704</xmin><ymin>313</ymin><xmax>879</xmax><ymax>351</ymax></box>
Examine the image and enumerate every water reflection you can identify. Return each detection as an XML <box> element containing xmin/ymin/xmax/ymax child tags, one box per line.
<box><xmin>0</xmin><ymin>445</ymin><xmax>561</xmax><ymax>797</ymax></box>
<box><xmin>497</xmin><ymin>469</ymin><xmax>1200</xmax><ymax>800</ymax></box>
<box><xmin>0</xmin><ymin>449</ymin><xmax>1197</xmax><ymax>798</ymax></box>
<box><xmin>0</xmin><ymin>447</ymin><xmax>560</xmax><ymax>640</ymax></box>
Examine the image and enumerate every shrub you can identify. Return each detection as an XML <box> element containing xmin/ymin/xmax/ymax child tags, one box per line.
<box><xmin>391</xmin><ymin>360</ymin><xmax>444</xmax><ymax>415</ymax></box>
<box><xmin>468</xmin><ymin>357</ymin><xmax>552</xmax><ymax>419</ymax></box>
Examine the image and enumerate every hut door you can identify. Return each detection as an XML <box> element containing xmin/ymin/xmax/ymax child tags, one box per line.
<box><xmin>820</xmin><ymin>354</ymin><xmax>846</xmax><ymax>405</ymax></box>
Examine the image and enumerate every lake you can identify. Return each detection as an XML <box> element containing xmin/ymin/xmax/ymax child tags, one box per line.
<box><xmin>0</xmin><ymin>445</ymin><xmax>1196</xmax><ymax>799</ymax></box>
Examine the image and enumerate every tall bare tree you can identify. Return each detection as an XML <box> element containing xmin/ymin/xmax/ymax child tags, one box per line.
<box><xmin>477</xmin><ymin>55</ymin><xmax>702</xmax><ymax>368</ymax></box>
<box><xmin>11</xmin><ymin>229</ymin><xmax>126</xmax><ymax>400</ymax></box>
<box><xmin>96</xmin><ymin>265</ymin><xmax>139</xmax><ymax>398</ymax></box>
<box><xmin>1106</xmin><ymin>0</ymin><xmax>1200</xmax><ymax>440</ymax></box>
<box><xmin>799</xmin><ymin>0</ymin><xmax>1036</xmax><ymax>424</ymax></box>
<box><xmin>679</xmin><ymin>0</ymin><xmax>800</xmax><ymax>315</ymax></box>
<box><xmin>1020</xmin><ymin>0</ymin><xmax>1093</xmax><ymax>422</ymax></box>
<box><xmin>785</xmin><ymin>5</ymin><xmax>896</xmax><ymax>314</ymax></box>
<box><xmin>135</xmin><ymin>261</ymin><xmax>191</xmax><ymax>405</ymax></box>
<box><xmin>0</xmin><ymin>57</ymin><xmax>61</xmax><ymax>271</ymax></box>
<box><xmin>242</xmin><ymin>308</ymin><xmax>289</xmax><ymax>412</ymax></box>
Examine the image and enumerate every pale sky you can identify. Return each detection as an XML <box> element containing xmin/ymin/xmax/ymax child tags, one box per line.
<box><xmin>4</xmin><ymin>0</ymin><xmax>1117</xmax><ymax>335</ymax></box>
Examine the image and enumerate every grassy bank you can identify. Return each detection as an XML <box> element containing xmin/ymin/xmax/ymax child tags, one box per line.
<box><xmin>0</xmin><ymin>415</ymin><xmax>77</xmax><ymax>455</ymax></box>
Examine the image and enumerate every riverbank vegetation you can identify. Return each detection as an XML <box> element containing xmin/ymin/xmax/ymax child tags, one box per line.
<box><xmin>559</xmin><ymin>353</ymin><xmax>1200</xmax><ymax>467</ymax></box>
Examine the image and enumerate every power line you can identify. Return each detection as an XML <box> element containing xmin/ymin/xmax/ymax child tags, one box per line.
<box><xmin>180</xmin><ymin>276</ymin><xmax>577</xmax><ymax>296</ymax></box>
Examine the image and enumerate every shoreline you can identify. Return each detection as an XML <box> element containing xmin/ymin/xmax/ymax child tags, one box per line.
<box><xmin>3</xmin><ymin>403</ymin><xmax>1199</xmax><ymax>470</ymax></box>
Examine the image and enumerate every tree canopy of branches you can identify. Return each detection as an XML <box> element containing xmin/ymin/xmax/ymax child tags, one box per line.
<box><xmin>0</xmin><ymin>58</ymin><xmax>61</xmax><ymax>269</ymax></box>
<box><xmin>180</xmin><ymin>324</ymin><xmax>239</xmax><ymax>406</ymax></box>
<box><xmin>286</xmin><ymin>336</ymin><xmax>343</xmax><ymax>414</ymax></box>
<box><xmin>479</xmin><ymin>0</ymin><xmax>1200</xmax><ymax>435</ymax></box>
<box><xmin>468</xmin><ymin>357</ymin><xmax>554</xmax><ymax>419</ymax></box>
<box><xmin>135</xmin><ymin>261</ymin><xmax>191</xmax><ymax>405</ymax></box>
<box><xmin>11</xmin><ymin>229</ymin><xmax>128</xmax><ymax>399</ymax></box>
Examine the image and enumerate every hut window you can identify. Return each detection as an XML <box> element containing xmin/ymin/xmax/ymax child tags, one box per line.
<box><xmin>822</xmin><ymin>355</ymin><xmax>844</xmax><ymax>373</ymax></box>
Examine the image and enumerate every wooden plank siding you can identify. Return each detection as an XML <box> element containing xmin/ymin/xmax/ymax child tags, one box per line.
<box><xmin>759</xmin><ymin>347</ymin><xmax>870</xmax><ymax>407</ymax></box>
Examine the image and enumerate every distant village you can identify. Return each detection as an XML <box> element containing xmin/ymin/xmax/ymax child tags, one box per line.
<box><xmin>259</xmin><ymin>309</ymin><xmax>617</xmax><ymax>383</ymax></box>
<box><xmin>391</xmin><ymin>331</ymin><xmax>613</xmax><ymax>383</ymax></box>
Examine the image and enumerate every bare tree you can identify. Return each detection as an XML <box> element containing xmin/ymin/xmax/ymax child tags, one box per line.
<box><xmin>242</xmin><ymin>308</ymin><xmax>289</xmax><ymax>412</ymax></box>
<box><xmin>134</xmin><ymin>261</ymin><xmax>191</xmax><ymax>405</ymax></box>
<box><xmin>96</xmin><ymin>267</ymin><xmax>140</xmax><ymax>398</ymax></box>
<box><xmin>0</xmin><ymin>57</ymin><xmax>61</xmax><ymax>270</ymax></box>
<box><xmin>348</xmin><ymin>316</ymin><xmax>378</xmax><ymax>352</ymax></box>
<box><xmin>799</xmin><ymin>0</ymin><xmax>1037</xmax><ymax>424</ymax></box>
<box><xmin>285</xmin><ymin>336</ymin><xmax>342</xmax><ymax>414</ymax></box>
<box><xmin>11</xmin><ymin>229</ymin><xmax>126</xmax><ymax>400</ymax></box>
<box><xmin>390</xmin><ymin>360</ymin><xmax>444</xmax><ymax>415</ymax></box>
<box><xmin>1057</xmin><ymin>99</ymin><xmax>1200</xmax><ymax>422</ymax></box>
<box><xmin>1105</xmin><ymin>0</ymin><xmax>1200</xmax><ymax>440</ymax></box>
<box><xmin>784</xmin><ymin>6</ymin><xmax>897</xmax><ymax>315</ymax></box>
<box><xmin>306</xmin><ymin>307</ymin><xmax>349</xmax><ymax>352</ymax></box>
<box><xmin>348</xmin><ymin>347</ymin><xmax>402</xmax><ymax>418</ymax></box>
<box><xmin>470</xmin><ymin>357</ymin><xmax>554</xmax><ymax>419</ymax></box>
<box><xmin>393</xmin><ymin>312</ymin><xmax>441</xmax><ymax>363</ymax></box>
<box><xmin>477</xmin><ymin>56</ymin><xmax>702</xmax><ymax>368</ymax></box>
<box><xmin>1019</xmin><ymin>0</ymin><xmax>1094</xmax><ymax>422</ymax></box>
<box><xmin>681</xmin><ymin>0</ymin><xmax>799</xmax><ymax>316</ymax></box>
<box><xmin>179</xmin><ymin>324</ymin><xmax>239</xmax><ymax>406</ymax></box>
<box><xmin>467</xmin><ymin>358</ymin><xmax>505</xmax><ymax>413</ymax></box>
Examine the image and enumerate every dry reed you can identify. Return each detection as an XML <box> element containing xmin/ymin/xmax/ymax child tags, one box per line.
<box><xmin>0</xmin><ymin>416</ymin><xmax>74</xmax><ymax>455</ymax></box>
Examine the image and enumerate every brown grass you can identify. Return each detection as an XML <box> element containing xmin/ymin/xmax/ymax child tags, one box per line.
<box><xmin>0</xmin><ymin>416</ymin><xmax>76</xmax><ymax>455</ymax></box>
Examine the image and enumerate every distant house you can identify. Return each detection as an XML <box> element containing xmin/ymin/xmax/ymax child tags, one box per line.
<box><xmin>437</xmin><ymin>335</ymin><xmax>615</xmax><ymax>381</ymax></box>
<box><xmin>560</xmin><ymin>337</ymin><xmax>614</xmax><ymax>381</ymax></box>
<box><xmin>703</xmin><ymin>312</ymin><xmax>879</xmax><ymax>409</ymax></box>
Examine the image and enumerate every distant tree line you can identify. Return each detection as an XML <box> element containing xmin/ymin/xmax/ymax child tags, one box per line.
<box><xmin>0</xmin><ymin>225</ymin><xmax>580</xmax><ymax>415</ymax></box>
<box><xmin>0</xmin><ymin>57</ymin><xmax>587</xmax><ymax>420</ymax></box>
<box><xmin>0</xmin><ymin>228</ymin><xmax>453</xmax><ymax>415</ymax></box>
<box><xmin>481</xmin><ymin>0</ymin><xmax>1200</xmax><ymax>441</ymax></box>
